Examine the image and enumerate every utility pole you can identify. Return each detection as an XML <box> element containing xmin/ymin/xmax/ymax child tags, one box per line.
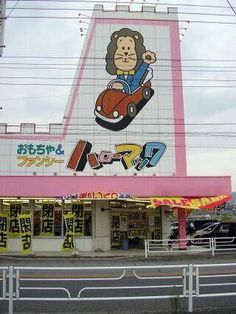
<box><xmin>0</xmin><ymin>0</ymin><xmax>6</xmax><ymax>57</ymax></box>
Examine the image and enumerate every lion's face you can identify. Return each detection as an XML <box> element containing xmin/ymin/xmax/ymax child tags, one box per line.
<box><xmin>114</xmin><ymin>36</ymin><xmax>138</xmax><ymax>72</ymax></box>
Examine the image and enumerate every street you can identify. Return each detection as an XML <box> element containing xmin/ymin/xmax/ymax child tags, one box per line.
<box><xmin>1</xmin><ymin>253</ymin><xmax>236</xmax><ymax>313</ymax></box>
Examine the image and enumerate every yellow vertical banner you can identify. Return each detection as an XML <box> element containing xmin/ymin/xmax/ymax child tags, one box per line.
<box><xmin>71</xmin><ymin>201</ymin><xmax>84</xmax><ymax>237</ymax></box>
<box><xmin>9</xmin><ymin>202</ymin><xmax>21</xmax><ymax>237</ymax></box>
<box><xmin>0</xmin><ymin>213</ymin><xmax>8</xmax><ymax>252</ymax></box>
<box><xmin>40</xmin><ymin>201</ymin><xmax>54</xmax><ymax>236</ymax></box>
<box><xmin>111</xmin><ymin>211</ymin><xmax>120</xmax><ymax>247</ymax></box>
<box><xmin>19</xmin><ymin>214</ymin><xmax>32</xmax><ymax>254</ymax></box>
<box><xmin>62</xmin><ymin>213</ymin><xmax>75</xmax><ymax>252</ymax></box>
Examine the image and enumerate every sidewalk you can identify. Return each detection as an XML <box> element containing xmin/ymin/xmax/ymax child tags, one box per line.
<box><xmin>1</xmin><ymin>248</ymin><xmax>236</xmax><ymax>265</ymax></box>
<box><xmin>0</xmin><ymin>241</ymin><xmax>212</xmax><ymax>259</ymax></box>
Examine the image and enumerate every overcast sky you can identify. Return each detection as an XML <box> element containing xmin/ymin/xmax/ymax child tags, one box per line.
<box><xmin>0</xmin><ymin>0</ymin><xmax>236</xmax><ymax>191</ymax></box>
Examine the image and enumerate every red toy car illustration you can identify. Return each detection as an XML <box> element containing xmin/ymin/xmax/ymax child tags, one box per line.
<box><xmin>94</xmin><ymin>79</ymin><xmax>154</xmax><ymax>131</ymax></box>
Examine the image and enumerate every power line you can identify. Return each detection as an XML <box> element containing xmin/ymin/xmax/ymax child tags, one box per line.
<box><xmin>1</xmin><ymin>76</ymin><xmax>236</xmax><ymax>82</ymax></box>
<box><xmin>1</xmin><ymin>56</ymin><xmax>236</xmax><ymax>62</ymax></box>
<box><xmin>8</xmin><ymin>130</ymin><xmax>236</xmax><ymax>136</ymax></box>
<box><xmin>1</xmin><ymin>62</ymin><xmax>236</xmax><ymax>68</ymax></box>
<box><xmin>0</xmin><ymin>94</ymin><xmax>69</xmax><ymax>101</ymax></box>
<box><xmin>2</xmin><ymin>61</ymin><xmax>236</xmax><ymax>65</ymax></box>
<box><xmin>4</xmin><ymin>15</ymin><xmax>236</xmax><ymax>25</ymax></box>
<box><xmin>6</xmin><ymin>0</ymin><xmax>20</xmax><ymax>18</ymax></box>
<box><xmin>1</xmin><ymin>66</ymin><xmax>236</xmax><ymax>73</ymax></box>
<box><xmin>226</xmin><ymin>0</ymin><xmax>236</xmax><ymax>16</ymax></box>
<box><xmin>3</xmin><ymin>121</ymin><xmax>236</xmax><ymax>126</ymax></box>
<box><xmin>0</xmin><ymin>82</ymin><xmax>235</xmax><ymax>87</ymax></box>
<box><xmin>5</xmin><ymin>1</ymin><xmax>235</xmax><ymax>10</ymax></box>
<box><xmin>5</xmin><ymin>10</ymin><xmax>236</xmax><ymax>18</ymax></box>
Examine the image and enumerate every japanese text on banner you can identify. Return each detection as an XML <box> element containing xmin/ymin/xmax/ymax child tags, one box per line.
<box><xmin>71</xmin><ymin>202</ymin><xmax>84</xmax><ymax>237</ymax></box>
<box><xmin>19</xmin><ymin>214</ymin><xmax>32</xmax><ymax>254</ymax></box>
<box><xmin>40</xmin><ymin>202</ymin><xmax>54</xmax><ymax>236</ymax></box>
<box><xmin>0</xmin><ymin>213</ymin><xmax>8</xmax><ymax>252</ymax></box>
<box><xmin>9</xmin><ymin>202</ymin><xmax>21</xmax><ymax>237</ymax></box>
<box><xmin>62</xmin><ymin>213</ymin><xmax>75</xmax><ymax>252</ymax></box>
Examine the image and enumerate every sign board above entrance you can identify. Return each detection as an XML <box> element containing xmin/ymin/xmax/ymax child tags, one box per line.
<box><xmin>61</xmin><ymin>192</ymin><xmax>132</xmax><ymax>200</ymax></box>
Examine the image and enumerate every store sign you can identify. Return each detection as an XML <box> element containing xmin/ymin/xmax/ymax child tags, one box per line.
<box><xmin>150</xmin><ymin>195</ymin><xmax>232</xmax><ymax>209</ymax></box>
<box><xmin>62</xmin><ymin>213</ymin><xmax>75</xmax><ymax>252</ymax></box>
<box><xmin>0</xmin><ymin>213</ymin><xmax>8</xmax><ymax>252</ymax></box>
<box><xmin>61</xmin><ymin>192</ymin><xmax>132</xmax><ymax>200</ymax></box>
<box><xmin>67</xmin><ymin>140</ymin><xmax>166</xmax><ymax>172</ymax></box>
<box><xmin>19</xmin><ymin>214</ymin><xmax>32</xmax><ymax>254</ymax></box>
<box><xmin>17</xmin><ymin>143</ymin><xmax>64</xmax><ymax>168</ymax></box>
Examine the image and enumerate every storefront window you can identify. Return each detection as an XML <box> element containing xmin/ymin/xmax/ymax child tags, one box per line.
<box><xmin>54</xmin><ymin>210</ymin><xmax>62</xmax><ymax>236</ymax></box>
<box><xmin>33</xmin><ymin>210</ymin><xmax>41</xmax><ymax>236</ymax></box>
<box><xmin>110</xmin><ymin>201</ymin><xmax>162</xmax><ymax>248</ymax></box>
<box><xmin>84</xmin><ymin>211</ymin><xmax>92</xmax><ymax>236</ymax></box>
<box><xmin>1</xmin><ymin>198</ymin><xmax>93</xmax><ymax>238</ymax></box>
<box><xmin>0</xmin><ymin>200</ymin><xmax>31</xmax><ymax>237</ymax></box>
<box><xmin>63</xmin><ymin>200</ymin><xmax>92</xmax><ymax>237</ymax></box>
<box><xmin>33</xmin><ymin>200</ymin><xmax>62</xmax><ymax>237</ymax></box>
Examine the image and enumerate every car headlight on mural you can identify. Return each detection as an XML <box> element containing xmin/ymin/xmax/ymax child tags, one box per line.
<box><xmin>96</xmin><ymin>105</ymin><xmax>102</xmax><ymax>112</ymax></box>
<box><xmin>113</xmin><ymin>110</ymin><xmax>119</xmax><ymax>118</ymax></box>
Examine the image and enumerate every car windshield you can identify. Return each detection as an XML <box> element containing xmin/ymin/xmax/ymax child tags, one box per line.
<box><xmin>201</xmin><ymin>222</ymin><xmax>219</xmax><ymax>233</ymax></box>
<box><xmin>198</xmin><ymin>222</ymin><xmax>216</xmax><ymax>230</ymax></box>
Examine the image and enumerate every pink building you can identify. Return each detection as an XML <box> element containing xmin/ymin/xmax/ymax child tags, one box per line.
<box><xmin>0</xmin><ymin>5</ymin><xmax>231</xmax><ymax>254</ymax></box>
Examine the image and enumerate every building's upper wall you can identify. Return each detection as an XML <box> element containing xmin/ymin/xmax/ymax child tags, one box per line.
<box><xmin>0</xmin><ymin>5</ymin><xmax>186</xmax><ymax>177</ymax></box>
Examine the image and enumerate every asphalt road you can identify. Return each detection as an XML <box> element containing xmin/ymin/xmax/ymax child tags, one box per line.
<box><xmin>1</xmin><ymin>253</ymin><xmax>236</xmax><ymax>313</ymax></box>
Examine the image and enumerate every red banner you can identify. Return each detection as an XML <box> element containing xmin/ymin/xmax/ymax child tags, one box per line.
<box><xmin>150</xmin><ymin>195</ymin><xmax>231</xmax><ymax>209</ymax></box>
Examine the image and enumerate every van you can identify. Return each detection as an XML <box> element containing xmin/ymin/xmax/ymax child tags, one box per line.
<box><xmin>190</xmin><ymin>221</ymin><xmax>236</xmax><ymax>244</ymax></box>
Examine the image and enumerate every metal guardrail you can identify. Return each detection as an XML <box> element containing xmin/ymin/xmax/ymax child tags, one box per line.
<box><xmin>2</xmin><ymin>264</ymin><xmax>189</xmax><ymax>313</ymax></box>
<box><xmin>1</xmin><ymin>263</ymin><xmax>236</xmax><ymax>313</ymax></box>
<box><xmin>145</xmin><ymin>237</ymin><xmax>236</xmax><ymax>258</ymax></box>
<box><xmin>0</xmin><ymin>267</ymin><xmax>7</xmax><ymax>301</ymax></box>
<box><xmin>195</xmin><ymin>263</ymin><xmax>236</xmax><ymax>299</ymax></box>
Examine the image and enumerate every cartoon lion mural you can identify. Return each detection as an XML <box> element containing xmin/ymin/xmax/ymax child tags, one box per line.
<box><xmin>105</xmin><ymin>28</ymin><xmax>156</xmax><ymax>93</ymax></box>
<box><xmin>94</xmin><ymin>27</ymin><xmax>157</xmax><ymax>131</ymax></box>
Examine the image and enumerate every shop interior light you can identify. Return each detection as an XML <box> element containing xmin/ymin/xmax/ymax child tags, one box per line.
<box><xmin>1</xmin><ymin>198</ymin><xmax>18</xmax><ymax>200</ymax></box>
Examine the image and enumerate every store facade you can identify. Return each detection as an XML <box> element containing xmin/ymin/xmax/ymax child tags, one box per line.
<box><xmin>0</xmin><ymin>176</ymin><xmax>231</xmax><ymax>253</ymax></box>
<box><xmin>0</xmin><ymin>5</ymin><xmax>231</xmax><ymax>254</ymax></box>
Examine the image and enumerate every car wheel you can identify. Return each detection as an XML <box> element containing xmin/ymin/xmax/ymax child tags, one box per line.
<box><xmin>186</xmin><ymin>240</ymin><xmax>192</xmax><ymax>247</ymax></box>
<box><xmin>142</xmin><ymin>87</ymin><xmax>151</xmax><ymax>100</ymax></box>
<box><xmin>127</xmin><ymin>103</ymin><xmax>137</xmax><ymax>118</ymax></box>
